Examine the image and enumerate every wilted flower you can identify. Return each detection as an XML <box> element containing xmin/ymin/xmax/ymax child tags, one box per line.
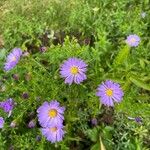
<box><xmin>41</xmin><ymin>124</ymin><xmax>65</xmax><ymax>143</ymax></box>
<box><xmin>12</xmin><ymin>74</ymin><xmax>19</xmax><ymax>80</ymax></box>
<box><xmin>36</xmin><ymin>135</ymin><xmax>41</xmax><ymax>141</ymax></box>
<box><xmin>4</xmin><ymin>48</ymin><xmax>22</xmax><ymax>71</ymax></box>
<box><xmin>25</xmin><ymin>73</ymin><xmax>32</xmax><ymax>81</ymax></box>
<box><xmin>22</xmin><ymin>92</ymin><xmax>29</xmax><ymax>99</ymax></box>
<box><xmin>0</xmin><ymin>117</ymin><xmax>4</xmax><ymax>128</ymax></box>
<box><xmin>28</xmin><ymin>120</ymin><xmax>36</xmax><ymax>128</ymax></box>
<box><xmin>91</xmin><ymin>118</ymin><xmax>98</xmax><ymax>126</ymax></box>
<box><xmin>37</xmin><ymin>100</ymin><xmax>65</xmax><ymax>127</ymax></box>
<box><xmin>96</xmin><ymin>80</ymin><xmax>124</xmax><ymax>107</ymax></box>
<box><xmin>60</xmin><ymin>58</ymin><xmax>87</xmax><ymax>85</ymax></box>
<box><xmin>125</xmin><ymin>34</ymin><xmax>140</xmax><ymax>47</ymax></box>
<box><xmin>40</xmin><ymin>46</ymin><xmax>47</xmax><ymax>53</ymax></box>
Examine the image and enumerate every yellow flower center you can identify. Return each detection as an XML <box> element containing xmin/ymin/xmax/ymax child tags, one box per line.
<box><xmin>48</xmin><ymin>109</ymin><xmax>57</xmax><ymax>118</ymax></box>
<box><xmin>11</xmin><ymin>56</ymin><xmax>16</xmax><ymax>62</ymax></box>
<box><xmin>50</xmin><ymin>127</ymin><xmax>57</xmax><ymax>132</ymax></box>
<box><xmin>130</xmin><ymin>38</ymin><xmax>136</xmax><ymax>43</ymax></box>
<box><xmin>70</xmin><ymin>66</ymin><xmax>79</xmax><ymax>75</ymax></box>
<box><xmin>105</xmin><ymin>89</ymin><xmax>113</xmax><ymax>97</ymax></box>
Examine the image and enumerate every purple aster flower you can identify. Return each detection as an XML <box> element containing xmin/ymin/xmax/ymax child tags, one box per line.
<box><xmin>28</xmin><ymin>120</ymin><xmax>36</xmax><ymax>128</ymax></box>
<box><xmin>96</xmin><ymin>80</ymin><xmax>124</xmax><ymax>107</ymax></box>
<box><xmin>125</xmin><ymin>34</ymin><xmax>140</xmax><ymax>47</ymax></box>
<box><xmin>41</xmin><ymin>124</ymin><xmax>65</xmax><ymax>143</ymax></box>
<box><xmin>4</xmin><ymin>48</ymin><xmax>22</xmax><ymax>71</ymax></box>
<box><xmin>37</xmin><ymin>100</ymin><xmax>65</xmax><ymax>127</ymax></box>
<box><xmin>0</xmin><ymin>98</ymin><xmax>14</xmax><ymax>113</ymax></box>
<box><xmin>0</xmin><ymin>117</ymin><xmax>4</xmax><ymax>128</ymax></box>
<box><xmin>60</xmin><ymin>57</ymin><xmax>87</xmax><ymax>85</ymax></box>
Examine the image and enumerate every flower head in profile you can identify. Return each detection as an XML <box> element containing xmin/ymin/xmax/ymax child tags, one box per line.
<box><xmin>91</xmin><ymin>118</ymin><xmax>98</xmax><ymax>126</ymax></box>
<box><xmin>125</xmin><ymin>34</ymin><xmax>140</xmax><ymax>47</ymax></box>
<box><xmin>4</xmin><ymin>48</ymin><xmax>22</xmax><ymax>71</ymax></box>
<box><xmin>0</xmin><ymin>117</ymin><xmax>4</xmax><ymax>128</ymax></box>
<box><xmin>37</xmin><ymin>100</ymin><xmax>65</xmax><ymax>127</ymax></box>
<box><xmin>41</xmin><ymin>124</ymin><xmax>65</xmax><ymax>143</ymax></box>
<box><xmin>28</xmin><ymin>119</ymin><xmax>36</xmax><ymax>128</ymax></box>
<box><xmin>96</xmin><ymin>80</ymin><xmax>124</xmax><ymax>107</ymax></box>
<box><xmin>135</xmin><ymin>117</ymin><xmax>142</xmax><ymax>123</ymax></box>
<box><xmin>0</xmin><ymin>98</ymin><xmax>14</xmax><ymax>115</ymax></box>
<box><xmin>10</xmin><ymin>120</ymin><xmax>17</xmax><ymax>128</ymax></box>
<box><xmin>60</xmin><ymin>57</ymin><xmax>87</xmax><ymax>85</ymax></box>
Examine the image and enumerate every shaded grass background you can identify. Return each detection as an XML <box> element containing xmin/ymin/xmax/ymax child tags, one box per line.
<box><xmin>0</xmin><ymin>0</ymin><xmax>150</xmax><ymax>149</ymax></box>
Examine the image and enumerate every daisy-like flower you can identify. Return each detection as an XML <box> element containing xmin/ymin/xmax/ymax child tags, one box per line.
<box><xmin>60</xmin><ymin>58</ymin><xmax>88</xmax><ymax>85</ymax></box>
<box><xmin>37</xmin><ymin>100</ymin><xmax>65</xmax><ymax>127</ymax></box>
<box><xmin>0</xmin><ymin>98</ymin><xmax>14</xmax><ymax>113</ymax></box>
<box><xmin>41</xmin><ymin>124</ymin><xmax>65</xmax><ymax>143</ymax></box>
<box><xmin>96</xmin><ymin>80</ymin><xmax>124</xmax><ymax>107</ymax></box>
<box><xmin>4</xmin><ymin>48</ymin><xmax>22</xmax><ymax>71</ymax></box>
<box><xmin>125</xmin><ymin>34</ymin><xmax>140</xmax><ymax>47</ymax></box>
<box><xmin>0</xmin><ymin>117</ymin><xmax>4</xmax><ymax>128</ymax></box>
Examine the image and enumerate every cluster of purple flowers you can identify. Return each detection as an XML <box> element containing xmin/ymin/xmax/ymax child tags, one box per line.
<box><xmin>2</xmin><ymin>34</ymin><xmax>141</xmax><ymax>142</ymax></box>
<box><xmin>3</xmin><ymin>34</ymin><xmax>140</xmax><ymax>73</ymax></box>
<box><xmin>0</xmin><ymin>98</ymin><xmax>14</xmax><ymax>113</ymax></box>
<box><xmin>60</xmin><ymin>58</ymin><xmax>124</xmax><ymax>106</ymax></box>
<box><xmin>37</xmin><ymin>100</ymin><xmax>65</xmax><ymax>143</ymax></box>
<box><xmin>0</xmin><ymin>98</ymin><xmax>14</xmax><ymax>128</ymax></box>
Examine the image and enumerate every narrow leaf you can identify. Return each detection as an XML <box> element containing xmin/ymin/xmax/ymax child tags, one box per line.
<box><xmin>113</xmin><ymin>46</ymin><xmax>130</xmax><ymax>66</ymax></box>
<box><xmin>100</xmin><ymin>137</ymin><xmax>106</xmax><ymax>150</ymax></box>
<box><xmin>130</xmin><ymin>76</ymin><xmax>150</xmax><ymax>91</ymax></box>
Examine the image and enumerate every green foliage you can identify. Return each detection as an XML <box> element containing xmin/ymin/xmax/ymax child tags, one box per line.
<box><xmin>129</xmin><ymin>75</ymin><xmax>150</xmax><ymax>91</ymax></box>
<box><xmin>113</xmin><ymin>46</ymin><xmax>130</xmax><ymax>66</ymax></box>
<box><xmin>0</xmin><ymin>0</ymin><xmax>150</xmax><ymax>149</ymax></box>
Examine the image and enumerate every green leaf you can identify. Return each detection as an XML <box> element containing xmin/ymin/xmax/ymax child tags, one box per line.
<box><xmin>100</xmin><ymin>137</ymin><xmax>106</xmax><ymax>150</ymax></box>
<box><xmin>113</xmin><ymin>46</ymin><xmax>130</xmax><ymax>66</ymax></box>
<box><xmin>86</xmin><ymin>127</ymin><xmax>99</xmax><ymax>142</ymax></box>
<box><xmin>0</xmin><ymin>48</ymin><xmax>6</xmax><ymax>60</ymax></box>
<box><xmin>129</xmin><ymin>76</ymin><xmax>150</xmax><ymax>91</ymax></box>
<box><xmin>139</xmin><ymin>59</ymin><xmax>145</xmax><ymax>69</ymax></box>
<box><xmin>91</xmin><ymin>143</ymin><xmax>100</xmax><ymax>150</ymax></box>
